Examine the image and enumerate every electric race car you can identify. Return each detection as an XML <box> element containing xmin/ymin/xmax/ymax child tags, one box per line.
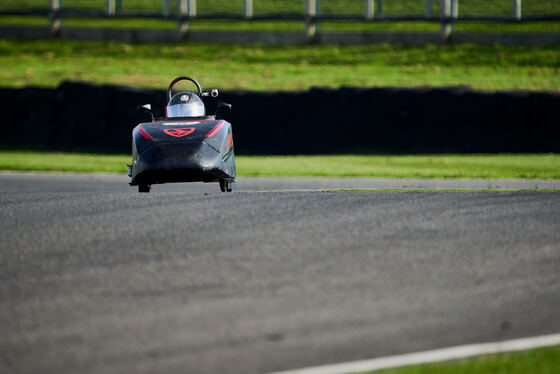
<box><xmin>128</xmin><ymin>76</ymin><xmax>236</xmax><ymax>193</ymax></box>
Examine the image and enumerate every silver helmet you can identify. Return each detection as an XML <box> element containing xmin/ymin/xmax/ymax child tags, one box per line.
<box><xmin>166</xmin><ymin>92</ymin><xmax>205</xmax><ymax>117</ymax></box>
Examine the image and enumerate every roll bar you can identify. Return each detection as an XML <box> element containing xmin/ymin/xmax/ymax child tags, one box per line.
<box><xmin>167</xmin><ymin>76</ymin><xmax>218</xmax><ymax>101</ymax></box>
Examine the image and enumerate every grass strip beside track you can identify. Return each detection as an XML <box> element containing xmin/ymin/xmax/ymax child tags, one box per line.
<box><xmin>3</xmin><ymin>0</ymin><xmax>560</xmax><ymax>32</ymax></box>
<box><xmin>1</xmin><ymin>40</ymin><xmax>559</xmax><ymax>91</ymax></box>
<box><xmin>3</xmin><ymin>16</ymin><xmax>560</xmax><ymax>33</ymax></box>
<box><xmin>4</xmin><ymin>0</ymin><xmax>560</xmax><ymax>15</ymax></box>
<box><xmin>1</xmin><ymin>151</ymin><xmax>558</xmax><ymax>179</ymax></box>
<box><xmin>356</xmin><ymin>344</ymin><xmax>560</xmax><ymax>374</ymax></box>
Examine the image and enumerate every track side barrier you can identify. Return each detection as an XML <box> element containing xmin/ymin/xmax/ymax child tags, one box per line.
<box><xmin>1</xmin><ymin>82</ymin><xmax>558</xmax><ymax>154</ymax></box>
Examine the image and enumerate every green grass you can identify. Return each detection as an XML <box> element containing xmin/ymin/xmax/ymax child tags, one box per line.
<box><xmin>238</xmin><ymin>154</ymin><xmax>560</xmax><ymax>178</ymax></box>
<box><xmin>356</xmin><ymin>344</ymin><xmax>560</xmax><ymax>374</ymax></box>
<box><xmin>3</xmin><ymin>0</ymin><xmax>560</xmax><ymax>16</ymax></box>
<box><xmin>1</xmin><ymin>39</ymin><xmax>560</xmax><ymax>91</ymax></box>
<box><xmin>3</xmin><ymin>15</ymin><xmax>560</xmax><ymax>33</ymax></box>
<box><xmin>2</xmin><ymin>0</ymin><xmax>560</xmax><ymax>33</ymax></box>
<box><xmin>0</xmin><ymin>151</ymin><xmax>128</xmax><ymax>174</ymax></box>
<box><xmin>3</xmin><ymin>0</ymin><xmax>560</xmax><ymax>34</ymax></box>
<box><xmin>1</xmin><ymin>151</ymin><xmax>559</xmax><ymax>179</ymax></box>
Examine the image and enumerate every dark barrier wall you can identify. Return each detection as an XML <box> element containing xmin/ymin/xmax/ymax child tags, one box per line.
<box><xmin>2</xmin><ymin>81</ymin><xmax>558</xmax><ymax>154</ymax></box>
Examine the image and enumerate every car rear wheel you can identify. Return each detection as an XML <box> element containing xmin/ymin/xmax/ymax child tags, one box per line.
<box><xmin>138</xmin><ymin>184</ymin><xmax>151</xmax><ymax>193</ymax></box>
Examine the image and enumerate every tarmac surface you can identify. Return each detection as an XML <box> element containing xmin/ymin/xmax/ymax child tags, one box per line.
<box><xmin>1</xmin><ymin>173</ymin><xmax>559</xmax><ymax>374</ymax></box>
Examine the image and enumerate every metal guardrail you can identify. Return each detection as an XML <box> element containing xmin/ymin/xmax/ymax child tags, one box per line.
<box><xmin>1</xmin><ymin>0</ymin><xmax>560</xmax><ymax>42</ymax></box>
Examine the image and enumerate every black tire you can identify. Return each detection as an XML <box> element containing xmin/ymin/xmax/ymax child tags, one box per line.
<box><xmin>219</xmin><ymin>180</ymin><xmax>227</xmax><ymax>192</ymax></box>
<box><xmin>138</xmin><ymin>184</ymin><xmax>151</xmax><ymax>193</ymax></box>
<box><xmin>226</xmin><ymin>182</ymin><xmax>234</xmax><ymax>192</ymax></box>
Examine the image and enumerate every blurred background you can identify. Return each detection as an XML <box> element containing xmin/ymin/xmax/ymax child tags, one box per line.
<box><xmin>1</xmin><ymin>0</ymin><xmax>559</xmax><ymax>159</ymax></box>
<box><xmin>2</xmin><ymin>0</ymin><xmax>560</xmax><ymax>39</ymax></box>
<box><xmin>2</xmin><ymin>6</ymin><xmax>559</xmax><ymax>374</ymax></box>
<box><xmin>1</xmin><ymin>0</ymin><xmax>560</xmax><ymax>90</ymax></box>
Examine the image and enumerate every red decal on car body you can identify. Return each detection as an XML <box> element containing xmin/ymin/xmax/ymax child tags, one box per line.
<box><xmin>164</xmin><ymin>127</ymin><xmax>195</xmax><ymax>137</ymax></box>
<box><xmin>227</xmin><ymin>132</ymin><xmax>233</xmax><ymax>149</ymax></box>
<box><xmin>138</xmin><ymin>124</ymin><xmax>153</xmax><ymax>140</ymax></box>
<box><xmin>205</xmin><ymin>121</ymin><xmax>225</xmax><ymax>138</ymax></box>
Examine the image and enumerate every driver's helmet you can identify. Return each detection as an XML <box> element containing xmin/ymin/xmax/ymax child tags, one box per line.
<box><xmin>166</xmin><ymin>92</ymin><xmax>205</xmax><ymax>117</ymax></box>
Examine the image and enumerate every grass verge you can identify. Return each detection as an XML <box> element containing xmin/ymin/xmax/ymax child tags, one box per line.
<box><xmin>3</xmin><ymin>15</ymin><xmax>560</xmax><ymax>33</ymax></box>
<box><xmin>3</xmin><ymin>0</ymin><xmax>560</xmax><ymax>15</ymax></box>
<box><xmin>1</xmin><ymin>151</ymin><xmax>558</xmax><ymax>179</ymax></box>
<box><xmin>357</xmin><ymin>344</ymin><xmax>560</xmax><ymax>374</ymax></box>
<box><xmin>1</xmin><ymin>39</ymin><xmax>559</xmax><ymax>91</ymax></box>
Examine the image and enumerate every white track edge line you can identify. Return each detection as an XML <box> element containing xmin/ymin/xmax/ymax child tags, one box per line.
<box><xmin>268</xmin><ymin>333</ymin><xmax>560</xmax><ymax>374</ymax></box>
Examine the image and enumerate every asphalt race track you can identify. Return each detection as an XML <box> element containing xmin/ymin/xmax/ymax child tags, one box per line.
<box><xmin>1</xmin><ymin>173</ymin><xmax>559</xmax><ymax>374</ymax></box>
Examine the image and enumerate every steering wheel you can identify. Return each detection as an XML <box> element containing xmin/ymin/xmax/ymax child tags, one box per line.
<box><xmin>167</xmin><ymin>76</ymin><xmax>202</xmax><ymax>101</ymax></box>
